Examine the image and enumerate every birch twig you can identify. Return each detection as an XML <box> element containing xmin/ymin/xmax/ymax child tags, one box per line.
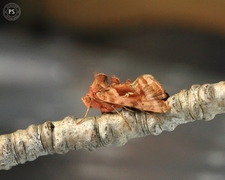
<box><xmin>1</xmin><ymin>81</ymin><xmax>225</xmax><ymax>170</ymax></box>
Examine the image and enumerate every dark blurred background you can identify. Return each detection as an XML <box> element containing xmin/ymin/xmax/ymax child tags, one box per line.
<box><xmin>0</xmin><ymin>0</ymin><xmax>225</xmax><ymax>179</ymax></box>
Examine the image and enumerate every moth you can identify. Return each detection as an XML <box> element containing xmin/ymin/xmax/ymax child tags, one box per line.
<box><xmin>77</xmin><ymin>73</ymin><xmax>170</xmax><ymax>124</ymax></box>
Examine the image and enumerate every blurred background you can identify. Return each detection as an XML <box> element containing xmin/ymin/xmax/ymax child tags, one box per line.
<box><xmin>0</xmin><ymin>0</ymin><xmax>225</xmax><ymax>179</ymax></box>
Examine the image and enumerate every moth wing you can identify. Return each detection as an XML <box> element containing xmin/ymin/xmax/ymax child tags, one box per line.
<box><xmin>136</xmin><ymin>99</ymin><xmax>170</xmax><ymax>113</ymax></box>
<box><xmin>111</xmin><ymin>84</ymin><xmax>136</xmax><ymax>96</ymax></box>
<box><xmin>91</xmin><ymin>73</ymin><xmax>109</xmax><ymax>91</ymax></box>
<box><xmin>96</xmin><ymin>90</ymin><xmax>170</xmax><ymax>113</ymax></box>
<box><xmin>82</xmin><ymin>94</ymin><xmax>116</xmax><ymax>112</ymax></box>
<box><xmin>94</xmin><ymin>74</ymin><xmax>170</xmax><ymax>113</ymax></box>
<box><xmin>132</xmin><ymin>74</ymin><xmax>169</xmax><ymax>100</ymax></box>
<box><xmin>110</xmin><ymin>75</ymin><xmax>120</xmax><ymax>85</ymax></box>
<box><xmin>95</xmin><ymin>87</ymin><xmax>140</xmax><ymax>107</ymax></box>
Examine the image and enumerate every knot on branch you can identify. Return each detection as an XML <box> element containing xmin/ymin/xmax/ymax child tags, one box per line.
<box><xmin>170</xmin><ymin>83</ymin><xmax>217</xmax><ymax>121</ymax></box>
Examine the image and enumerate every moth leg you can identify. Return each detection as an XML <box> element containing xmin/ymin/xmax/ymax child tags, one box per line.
<box><xmin>111</xmin><ymin>106</ymin><xmax>132</xmax><ymax>130</ymax></box>
<box><xmin>76</xmin><ymin>107</ymin><xmax>90</xmax><ymax>124</ymax></box>
<box><xmin>122</xmin><ymin>106</ymin><xmax>134</xmax><ymax>112</ymax></box>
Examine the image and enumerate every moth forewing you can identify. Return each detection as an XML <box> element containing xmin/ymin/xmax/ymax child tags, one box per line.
<box><xmin>80</xmin><ymin>73</ymin><xmax>170</xmax><ymax>125</ymax></box>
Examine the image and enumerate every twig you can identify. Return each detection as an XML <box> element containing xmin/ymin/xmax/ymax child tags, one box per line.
<box><xmin>0</xmin><ymin>81</ymin><xmax>225</xmax><ymax>170</ymax></box>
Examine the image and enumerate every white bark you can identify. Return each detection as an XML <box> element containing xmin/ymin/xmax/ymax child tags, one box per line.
<box><xmin>0</xmin><ymin>81</ymin><xmax>225</xmax><ymax>170</ymax></box>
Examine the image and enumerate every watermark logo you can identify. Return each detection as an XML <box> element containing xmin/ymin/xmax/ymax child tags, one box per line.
<box><xmin>3</xmin><ymin>3</ymin><xmax>21</xmax><ymax>21</ymax></box>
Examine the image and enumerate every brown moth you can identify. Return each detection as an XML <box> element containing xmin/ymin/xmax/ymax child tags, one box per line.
<box><xmin>77</xmin><ymin>73</ymin><xmax>170</xmax><ymax>124</ymax></box>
